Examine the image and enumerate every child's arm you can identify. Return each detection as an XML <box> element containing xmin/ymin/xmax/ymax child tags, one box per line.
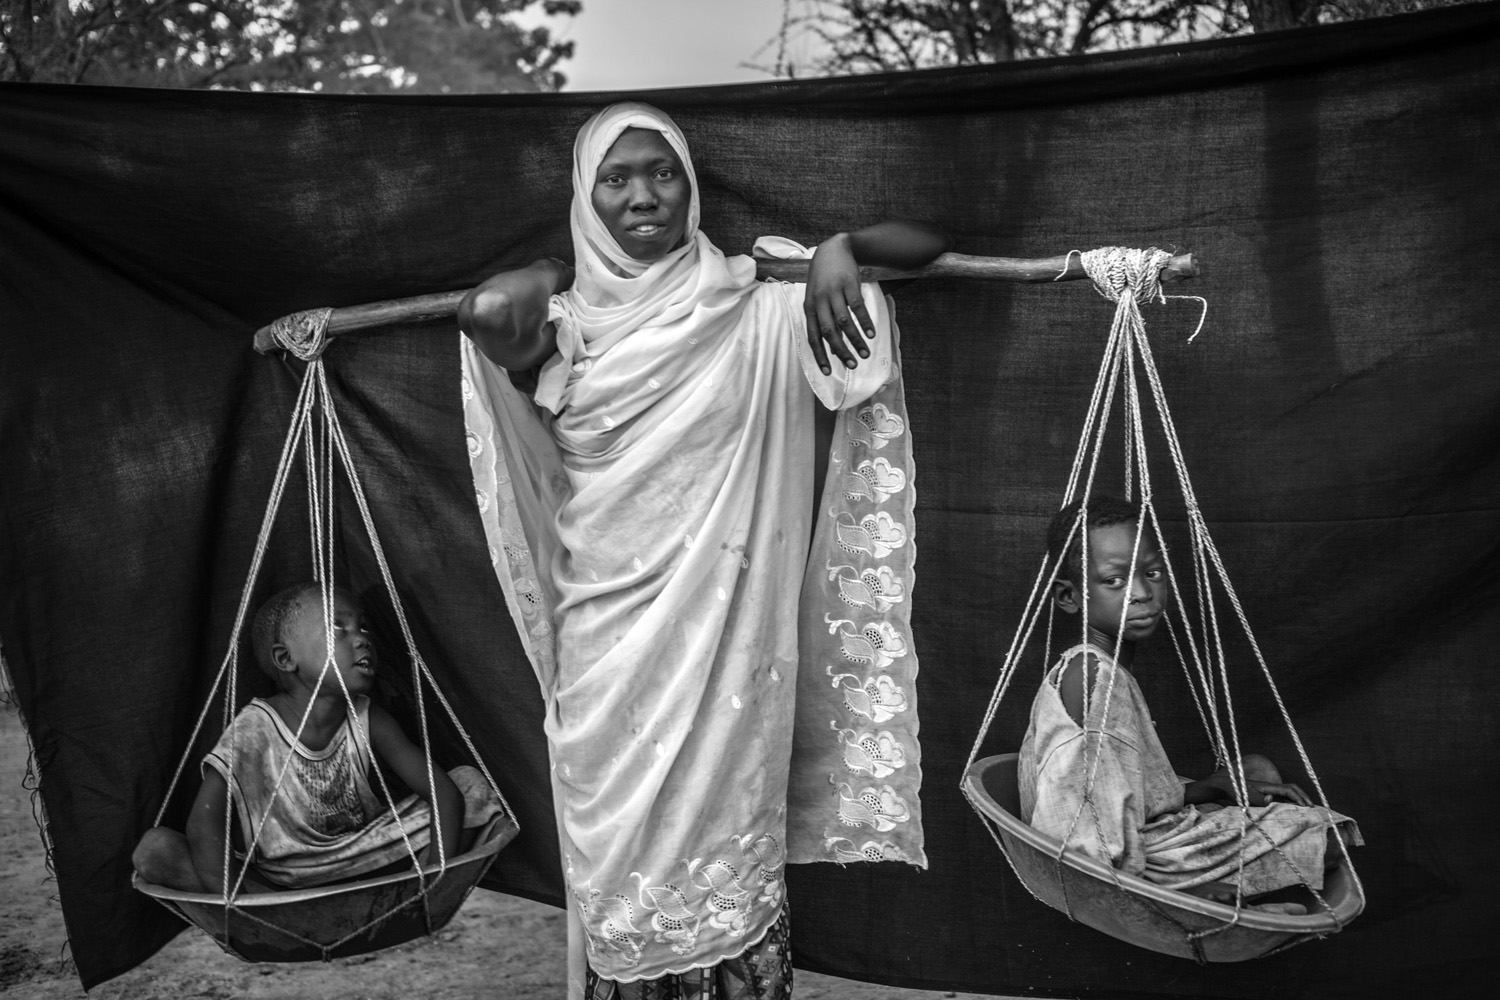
<box><xmin>804</xmin><ymin>220</ymin><xmax>951</xmax><ymax>375</ymax></box>
<box><xmin>1056</xmin><ymin>650</ymin><xmax>1102</xmax><ymax>727</ymax></box>
<box><xmin>185</xmin><ymin>770</ymin><xmax>234</xmax><ymax>894</ymax></box>
<box><xmin>458</xmin><ymin>258</ymin><xmax>575</xmax><ymax>371</ymax></box>
<box><xmin>367</xmin><ymin>705</ymin><xmax>464</xmax><ymax>868</ymax></box>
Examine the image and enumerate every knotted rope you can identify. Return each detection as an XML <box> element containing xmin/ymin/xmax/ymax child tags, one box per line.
<box><xmin>1079</xmin><ymin>246</ymin><xmax>1175</xmax><ymax>305</ymax></box>
<box><xmin>262</xmin><ymin>307</ymin><xmax>334</xmax><ymax>361</ymax></box>
<box><xmin>1058</xmin><ymin>246</ymin><xmax>1209</xmax><ymax>343</ymax></box>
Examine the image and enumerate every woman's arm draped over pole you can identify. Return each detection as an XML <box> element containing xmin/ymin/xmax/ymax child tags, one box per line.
<box><xmin>458</xmin><ymin>258</ymin><xmax>575</xmax><ymax>372</ymax></box>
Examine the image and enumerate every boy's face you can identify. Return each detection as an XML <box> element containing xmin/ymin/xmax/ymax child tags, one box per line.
<box><xmin>1056</xmin><ymin>522</ymin><xmax>1170</xmax><ymax>641</ymax></box>
<box><xmin>277</xmin><ymin>592</ymin><xmax>377</xmax><ymax>696</ymax></box>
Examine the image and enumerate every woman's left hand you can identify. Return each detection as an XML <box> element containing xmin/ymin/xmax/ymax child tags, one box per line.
<box><xmin>805</xmin><ymin>233</ymin><xmax>876</xmax><ymax>376</ymax></box>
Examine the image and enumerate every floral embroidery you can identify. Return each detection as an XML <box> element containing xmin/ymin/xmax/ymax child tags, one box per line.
<box><xmin>822</xmin><ymin>836</ymin><xmax>912</xmax><ymax>864</ymax></box>
<box><xmin>693</xmin><ymin>859</ymin><xmax>752</xmax><ymax>936</ymax></box>
<box><xmin>737</xmin><ymin>832</ymin><xmax>787</xmax><ymax>908</ymax></box>
<box><xmin>789</xmin><ymin>323</ymin><xmax>926</xmax><ymax>867</ymax></box>
<box><xmin>826</xmin><ymin>562</ymin><xmax>905</xmax><ymax>612</ymax></box>
<box><xmin>832</xmin><ymin>511</ymin><xmax>907</xmax><ymax>558</ymax></box>
<box><xmin>513</xmin><ymin>576</ymin><xmax>544</xmax><ymax>611</ymax></box>
<box><xmin>575</xmin><ymin>887</ymin><xmax>645</xmax><ymax>967</ymax></box>
<box><xmin>826</xmin><ymin>668</ymin><xmax>909</xmax><ymax>723</ymax></box>
<box><xmin>826</xmin><ymin>616</ymin><xmax>908</xmax><ymax>669</ymax></box>
<box><xmin>609</xmin><ymin>832</ymin><xmax>786</xmax><ymax>963</ymax></box>
<box><xmin>839</xmin><ymin>457</ymin><xmax>906</xmax><ymax>503</ymax></box>
<box><xmin>810</xmin><ymin>379</ymin><xmax>918</xmax><ymax>858</ymax></box>
<box><xmin>632</xmin><ymin>876</ymin><xmax>699</xmax><ymax>955</ymax></box>
<box><xmin>833</xmin><ymin>781</ymin><xmax>912</xmax><ymax>832</ymax></box>
<box><xmin>848</xmin><ymin>402</ymin><xmax>905</xmax><ymax>450</ymax></box>
<box><xmin>832</xmin><ymin>723</ymin><xmax>907</xmax><ymax>778</ymax></box>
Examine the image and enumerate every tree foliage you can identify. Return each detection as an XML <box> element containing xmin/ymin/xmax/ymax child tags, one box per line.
<box><xmin>0</xmin><ymin>0</ymin><xmax>580</xmax><ymax>91</ymax></box>
<box><xmin>759</xmin><ymin>0</ymin><xmax>1477</xmax><ymax>75</ymax></box>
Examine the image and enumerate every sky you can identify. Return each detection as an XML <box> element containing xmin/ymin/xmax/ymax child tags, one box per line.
<box><xmin>519</xmin><ymin>0</ymin><xmax>821</xmax><ymax>93</ymax></box>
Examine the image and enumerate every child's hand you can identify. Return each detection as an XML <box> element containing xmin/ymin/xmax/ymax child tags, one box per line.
<box><xmin>1243</xmin><ymin>779</ymin><xmax>1312</xmax><ymax>807</ymax></box>
<box><xmin>1213</xmin><ymin>772</ymin><xmax>1313</xmax><ymax>807</ymax></box>
<box><xmin>804</xmin><ymin>233</ymin><xmax>876</xmax><ymax>376</ymax></box>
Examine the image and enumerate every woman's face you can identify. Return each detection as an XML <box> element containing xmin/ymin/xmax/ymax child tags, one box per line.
<box><xmin>591</xmin><ymin>127</ymin><xmax>691</xmax><ymax>262</ymax></box>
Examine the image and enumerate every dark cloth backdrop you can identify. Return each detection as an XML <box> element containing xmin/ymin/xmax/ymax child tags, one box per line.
<box><xmin>2</xmin><ymin>5</ymin><xmax>1497</xmax><ymax>995</ymax></box>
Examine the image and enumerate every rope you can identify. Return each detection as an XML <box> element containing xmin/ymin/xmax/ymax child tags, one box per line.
<box><xmin>228</xmin><ymin>364</ymin><xmax>435</xmax><ymax>909</ymax></box>
<box><xmin>1058</xmin><ymin>260</ymin><xmax>1160</xmax><ymax>862</ymax></box>
<box><xmin>320</xmin><ymin>365</ymin><xmax>514</xmax><ymax>819</ymax></box>
<box><xmin>151</xmin><ymin>372</ymin><xmax>320</xmax><ymax>830</ymax></box>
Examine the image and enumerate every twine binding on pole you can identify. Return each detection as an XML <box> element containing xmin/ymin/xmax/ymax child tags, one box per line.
<box><xmin>266</xmin><ymin>307</ymin><xmax>335</xmax><ymax>361</ymax></box>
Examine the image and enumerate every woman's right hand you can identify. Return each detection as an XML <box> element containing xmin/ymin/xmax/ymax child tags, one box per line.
<box><xmin>458</xmin><ymin>258</ymin><xmax>573</xmax><ymax>371</ymax></box>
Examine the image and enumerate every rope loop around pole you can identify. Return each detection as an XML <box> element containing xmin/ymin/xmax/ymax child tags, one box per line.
<box><xmin>1080</xmin><ymin>247</ymin><xmax>1175</xmax><ymax>305</ymax></box>
<box><xmin>264</xmin><ymin>307</ymin><xmax>335</xmax><ymax>361</ymax></box>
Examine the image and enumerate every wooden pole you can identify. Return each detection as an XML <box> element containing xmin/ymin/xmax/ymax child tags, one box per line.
<box><xmin>253</xmin><ymin>250</ymin><xmax>1197</xmax><ymax>354</ymax></box>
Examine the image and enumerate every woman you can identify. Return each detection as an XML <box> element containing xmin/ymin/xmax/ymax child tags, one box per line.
<box><xmin>458</xmin><ymin>102</ymin><xmax>947</xmax><ymax>999</ymax></box>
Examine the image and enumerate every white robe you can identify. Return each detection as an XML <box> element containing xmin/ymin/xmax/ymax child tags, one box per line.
<box><xmin>461</xmin><ymin>254</ymin><xmax>925</xmax><ymax>983</ymax></box>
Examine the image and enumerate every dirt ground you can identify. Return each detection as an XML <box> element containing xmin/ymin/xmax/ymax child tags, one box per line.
<box><xmin>0</xmin><ymin>700</ymin><xmax>995</xmax><ymax>1000</ymax></box>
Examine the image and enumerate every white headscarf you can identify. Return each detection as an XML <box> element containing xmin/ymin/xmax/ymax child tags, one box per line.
<box><xmin>535</xmin><ymin>103</ymin><xmax>758</xmax><ymax>413</ymax></box>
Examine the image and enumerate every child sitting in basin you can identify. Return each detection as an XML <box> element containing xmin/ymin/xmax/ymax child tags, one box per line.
<box><xmin>134</xmin><ymin>583</ymin><xmax>502</xmax><ymax>893</ymax></box>
<box><xmin>1018</xmin><ymin>497</ymin><xmax>1361</xmax><ymax>907</ymax></box>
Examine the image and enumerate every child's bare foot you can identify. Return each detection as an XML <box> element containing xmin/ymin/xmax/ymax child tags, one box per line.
<box><xmin>133</xmin><ymin>827</ymin><xmax>207</xmax><ymax>892</ymax></box>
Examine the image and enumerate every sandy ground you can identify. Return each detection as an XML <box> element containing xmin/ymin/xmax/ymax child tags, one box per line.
<box><xmin>0</xmin><ymin>700</ymin><xmax>994</xmax><ymax>999</ymax></box>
